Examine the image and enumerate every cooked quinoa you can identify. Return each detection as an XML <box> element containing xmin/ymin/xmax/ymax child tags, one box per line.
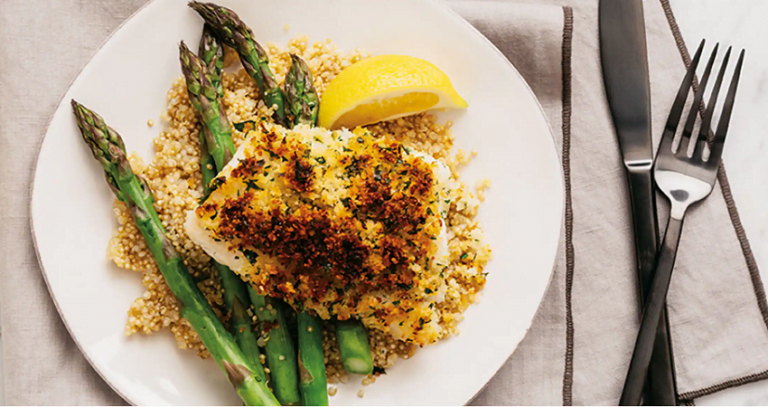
<box><xmin>107</xmin><ymin>36</ymin><xmax>490</xmax><ymax>378</ymax></box>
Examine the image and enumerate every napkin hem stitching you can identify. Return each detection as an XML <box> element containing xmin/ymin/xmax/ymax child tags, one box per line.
<box><xmin>561</xmin><ymin>6</ymin><xmax>575</xmax><ymax>406</ymax></box>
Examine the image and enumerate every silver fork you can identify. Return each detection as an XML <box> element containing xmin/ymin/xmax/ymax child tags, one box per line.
<box><xmin>619</xmin><ymin>40</ymin><xmax>745</xmax><ymax>405</ymax></box>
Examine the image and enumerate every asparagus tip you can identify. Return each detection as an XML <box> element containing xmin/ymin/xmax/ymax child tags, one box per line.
<box><xmin>289</xmin><ymin>54</ymin><xmax>310</xmax><ymax>71</ymax></box>
<box><xmin>188</xmin><ymin>1</ymin><xmax>225</xmax><ymax>24</ymax></box>
<box><xmin>71</xmin><ymin>99</ymin><xmax>91</xmax><ymax>128</ymax></box>
<box><xmin>71</xmin><ymin>99</ymin><xmax>87</xmax><ymax>135</ymax></box>
<box><xmin>71</xmin><ymin>99</ymin><xmax>91</xmax><ymax>121</ymax></box>
<box><xmin>187</xmin><ymin>1</ymin><xmax>204</xmax><ymax>10</ymax></box>
<box><xmin>178</xmin><ymin>40</ymin><xmax>190</xmax><ymax>56</ymax></box>
<box><xmin>178</xmin><ymin>41</ymin><xmax>199</xmax><ymax>80</ymax></box>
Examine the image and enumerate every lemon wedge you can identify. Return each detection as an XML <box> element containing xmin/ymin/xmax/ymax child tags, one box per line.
<box><xmin>318</xmin><ymin>55</ymin><xmax>467</xmax><ymax>129</ymax></box>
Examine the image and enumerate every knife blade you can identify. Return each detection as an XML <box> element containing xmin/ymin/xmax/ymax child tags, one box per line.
<box><xmin>599</xmin><ymin>0</ymin><xmax>678</xmax><ymax>405</ymax></box>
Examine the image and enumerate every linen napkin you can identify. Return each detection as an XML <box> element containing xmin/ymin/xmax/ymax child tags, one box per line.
<box><xmin>3</xmin><ymin>0</ymin><xmax>768</xmax><ymax>405</ymax></box>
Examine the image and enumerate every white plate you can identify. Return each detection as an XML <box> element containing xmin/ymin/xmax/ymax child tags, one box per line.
<box><xmin>30</xmin><ymin>0</ymin><xmax>564</xmax><ymax>405</ymax></box>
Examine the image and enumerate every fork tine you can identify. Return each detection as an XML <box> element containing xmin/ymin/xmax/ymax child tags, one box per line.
<box><xmin>694</xmin><ymin>46</ymin><xmax>732</xmax><ymax>158</ymax></box>
<box><xmin>677</xmin><ymin>44</ymin><xmax>719</xmax><ymax>157</ymax></box>
<box><xmin>660</xmin><ymin>39</ymin><xmax>705</xmax><ymax>154</ymax></box>
<box><xmin>705</xmin><ymin>49</ymin><xmax>745</xmax><ymax>167</ymax></box>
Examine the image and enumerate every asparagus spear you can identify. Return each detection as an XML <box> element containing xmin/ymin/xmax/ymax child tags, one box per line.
<box><xmin>179</xmin><ymin>41</ymin><xmax>235</xmax><ymax>171</ymax></box>
<box><xmin>184</xmin><ymin>36</ymin><xmax>301</xmax><ymax>404</ymax></box>
<box><xmin>200</xmin><ymin>127</ymin><xmax>267</xmax><ymax>384</ymax></box>
<box><xmin>186</xmin><ymin>28</ymin><xmax>270</xmax><ymax>385</ymax></box>
<box><xmin>284</xmin><ymin>54</ymin><xmax>319</xmax><ymax>127</ymax></box>
<box><xmin>285</xmin><ymin>53</ymin><xmax>373</xmax><ymax>380</ymax></box>
<box><xmin>189</xmin><ymin>1</ymin><xmax>287</xmax><ymax>127</ymax></box>
<box><xmin>71</xmin><ymin>101</ymin><xmax>279</xmax><ymax>406</ymax></box>
<box><xmin>195</xmin><ymin>29</ymin><xmax>219</xmax><ymax>191</ymax></box>
<box><xmin>297</xmin><ymin>312</ymin><xmax>328</xmax><ymax>406</ymax></box>
<box><xmin>281</xmin><ymin>54</ymin><xmax>329</xmax><ymax>405</ymax></box>
<box><xmin>250</xmin><ymin>292</ymin><xmax>301</xmax><ymax>406</ymax></box>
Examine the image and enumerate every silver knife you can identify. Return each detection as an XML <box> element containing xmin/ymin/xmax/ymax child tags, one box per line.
<box><xmin>599</xmin><ymin>0</ymin><xmax>677</xmax><ymax>404</ymax></box>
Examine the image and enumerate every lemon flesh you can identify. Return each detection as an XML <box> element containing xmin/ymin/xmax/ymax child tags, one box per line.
<box><xmin>318</xmin><ymin>55</ymin><xmax>467</xmax><ymax>130</ymax></box>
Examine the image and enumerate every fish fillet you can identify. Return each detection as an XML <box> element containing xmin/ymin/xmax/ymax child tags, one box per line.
<box><xmin>185</xmin><ymin>120</ymin><xmax>455</xmax><ymax>345</ymax></box>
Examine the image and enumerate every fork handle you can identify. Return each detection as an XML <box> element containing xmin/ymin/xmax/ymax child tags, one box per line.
<box><xmin>625</xmin><ymin>170</ymin><xmax>678</xmax><ymax>405</ymax></box>
<box><xmin>620</xmin><ymin>215</ymin><xmax>684</xmax><ymax>406</ymax></box>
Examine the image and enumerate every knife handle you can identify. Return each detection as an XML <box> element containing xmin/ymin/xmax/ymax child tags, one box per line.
<box><xmin>626</xmin><ymin>168</ymin><xmax>678</xmax><ymax>405</ymax></box>
<box><xmin>626</xmin><ymin>168</ymin><xmax>659</xmax><ymax>289</ymax></box>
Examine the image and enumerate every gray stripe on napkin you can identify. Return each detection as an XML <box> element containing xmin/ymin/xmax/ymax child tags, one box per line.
<box><xmin>561</xmin><ymin>8</ymin><xmax>575</xmax><ymax>404</ymax></box>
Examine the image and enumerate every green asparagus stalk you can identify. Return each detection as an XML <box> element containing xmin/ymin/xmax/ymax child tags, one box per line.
<box><xmin>281</xmin><ymin>54</ymin><xmax>330</xmax><ymax>405</ymax></box>
<box><xmin>200</xmin><ymin>128</ymin><xmax>267</xmax><ymax>384</ymax></box>
<box><xmin>297</xmin><ymin>312</ymin><xmax>328</xmax><ymax>406</ymax></box>
<box><xmin>284</xmin><ymin>54</ymin><xmax>319</xmax><ymax>127</ymax></box>
<box><xmin>179</xmin><ymin>41</ymin><xmax>235</xmax><ymax>171</ymax></box>
<box><xmin>335</xmin><ymin>320</ymin><xmax>373</xmax><ymax>375</ymax></box>
<box><xmin>188</xmin><ymin>27</ymin><xmax>270</xmax><ymax>386</ymax></box>
<box><xmin>187</xmin><ymin>29</ymin><xmax>301</xmax><ymax>405</ymax></box>
<box><xmin>195</xmin><ymin>27</ymin><xmax>221</xmax><ymax>187</ymax></box>
<box><xmin>250</xmin><ymin>291</ymin><xmax>302</xmax><ymax>406</ymax></box>
<box><xmin>71</xmin><ymin>101</ymin><xmax>279</xmax><ymax>406</ymax></box>
<box><xmin>287</xmin><ymin>53</ymin><xmax>374</xmax><ymax>380</ymax></box>
<box><xmin>189</xmin><ymin>1</ymin><xmax>287</xmax><ymax>127</ymax></box>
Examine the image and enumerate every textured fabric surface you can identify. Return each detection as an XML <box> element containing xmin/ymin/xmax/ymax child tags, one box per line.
<box><xmin>2</xmin><ymin>0</ymin><xmax>768</xmax><ymax>405</ymax></box>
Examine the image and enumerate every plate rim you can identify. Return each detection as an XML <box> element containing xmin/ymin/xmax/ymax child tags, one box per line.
<box><xmin>28</xmin><ymin>0</ymin><xmax>160</xmax><ymax>404</ymax></box>
<box><xmin>28</xmin><ymin>0</ymin><xmax>566</xmax><ymax>405</ymax></box>
<box><xmin>426</xmin><ymin>0</ymin><xmax>565</xmax><ymax>403</ymax></box>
